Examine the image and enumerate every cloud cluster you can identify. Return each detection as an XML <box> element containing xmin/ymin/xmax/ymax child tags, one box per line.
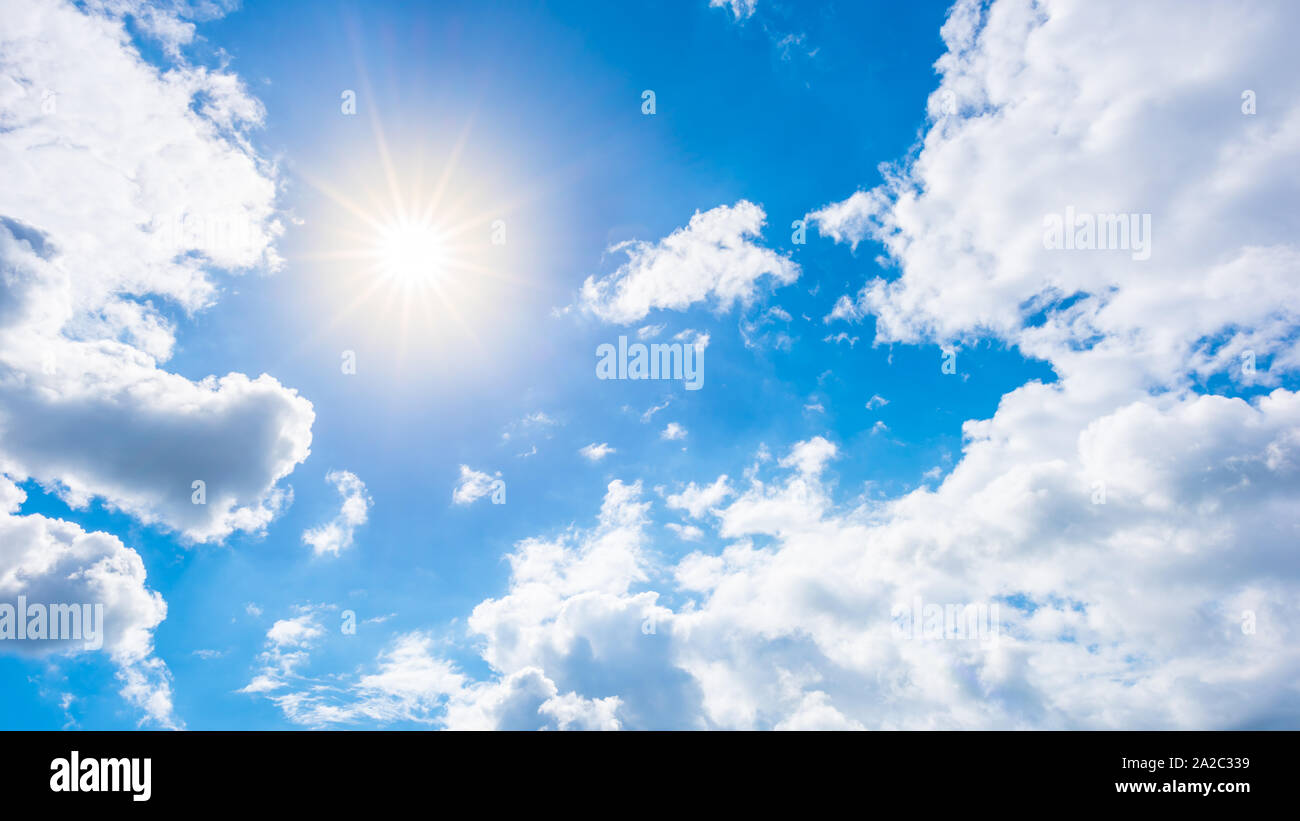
<box><xmin>807</xmin><ymin>0</ymin><xmax>1300</xmax><ymax>393</ymax></box>
<box><xmin>0</xmin><ymin>0</ymin><xmax>312</xmax><ymax>546</ymax></box>
<box><xmin>261</xmin><ymin>405</ymin><xmax>1298</xmax><ymax>728</ymax></box>
<box><xmin>242</xmin><ymin>610</ymin><xmax>621</xmax><ymax>730</ymax></box>
<box><xmin>247</xmin><ymin>0</ymin><xmax>1300</xmax><ymax>730</ymax></box>
<box><xmin>0</xmin><ymin>0</ymin><xmax>311</xmax><ymax>723</ymax></box>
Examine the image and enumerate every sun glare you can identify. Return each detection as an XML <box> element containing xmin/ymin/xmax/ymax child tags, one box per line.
<box><xmin>296</xmin><ymin>121</ymin><xmax>542</xmax><ymax>361</ymax></box>
<box><xmin>376</xmin><ymin>221</ymin><xmax>447</xmax><ymax>286</ymax></box>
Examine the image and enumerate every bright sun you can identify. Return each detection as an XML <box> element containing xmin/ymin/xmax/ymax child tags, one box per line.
<box><xmin>299</xmin><ymin>125</ymin><xmax>531</xmax><ymax>355</ymax></box>
<box><xmin>376</xmin><ymin>221</ymin><xmax>447</xmax><ymax>286</ymax></box>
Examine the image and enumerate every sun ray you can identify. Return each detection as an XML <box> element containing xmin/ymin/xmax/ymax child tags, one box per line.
<box><xmin>420</xmin><ymin>118</ymin><xmax>477</xmax><ymax>226</ymax></box>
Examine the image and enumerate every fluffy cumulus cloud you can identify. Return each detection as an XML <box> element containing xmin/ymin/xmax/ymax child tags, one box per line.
<box><xmin>0</xmin><ymin>476</ymin><xmax>175</xmax><ymax>727</ymax></box>
<box><xmin>806</xmin><ymin>0</ymin><xmax>1300</xmax><ymax>391</ymax></box>
<box><xmin>302</xmin><ymin>471</ymin><xmax>371</xmax><ymax>556</ymax></box>
<box><xmin>256</xmin><ymin>410</ymin><xmax>1299</xmax><ymax>729</ymax></box>
<box><xmin>578</xmin><ymin>201</ymin><xmax>798</xmax><ymax>324</ymax></box>
<box><xmin>0</xmin><ymin>0</ymin><xmax>310</xmax><ymax>723</ymax></box>
<box><xmin>247</xmin><ymin>0</ymin><xmax>1300</xmax><ymax>730</ymax></box>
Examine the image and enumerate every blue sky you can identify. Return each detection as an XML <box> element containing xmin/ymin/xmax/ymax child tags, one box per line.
<box><xmin>2</xmin><ymin>0</ymin><xmax>1298</xmax><ymax>730</ymax></box>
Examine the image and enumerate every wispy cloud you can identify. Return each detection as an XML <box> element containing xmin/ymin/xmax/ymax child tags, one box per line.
<box><xmin>302</xmin><ymin>472</ymin><xmax>372</xmax><ymax>556</ymax></box>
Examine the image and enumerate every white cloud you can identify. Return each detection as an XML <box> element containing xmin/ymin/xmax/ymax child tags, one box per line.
<box><xmin>807</xmin><ymin>190</ymin><xmax>879</xmax><ymax>252</ymax></box>
<box><xmin>451</xmin><ymin>465</ymin><xmax>500</xmax><ymax>506</ymax></box>
<box><xmin>661</xmin><ymin>422</ymin><xmax>688</xmax><ymax>441</ymax></box>
<box><xmin>0</xmin><ymin>0</ymin><xmax>311</xmax><ymax>546</ymax></box>
<box><xmin>579</xmin><ymin>443</ymin><xmax>616</xmax><ymax>463</ymax></box>
<box><xmin>111</xmin><ymin>0</ymin><xmax>1300</xmax><ymax>732</ymax></box>
<box><xmin>777</xmin><ymin>436</ymin><xmax>837</xmax><ymax>476</ymax></box>
<box><xmin>672</xmin><ymin>329</ymin><xmax>711</xmax><ymax>351</ymax></box>
<box><xmin>246</xmin><ymin>388</ymin><xmax>1300</xmax><ymax>728</ymax></box>
<box><xmin>865</xmin><ymin>394</ymin><xmax>889</xmax><ymax>410</ymax></box>
<box><xmin>666</xmin><ymin>522</ymin><xmax>705</xmax><ymax>542</ymax></box>
<box><xmin>578</xmin><ymin>201</ymin><xmax>798</xmax><ymax>324</ymax></box>
<box><xmin>0</xmin><ymin>0</ymin><xmax>305</xmax><ymax>725</ymax></box>
<box><xmin>739</xmin><ymin>305</ymin><xmax>796</xmax><ymax>351</ymax></box>
<box><xmin>640</xmin><ymin>399</ymin><xmax>671</xmax><ymax>422</ymax></box>
<box><xmin>808</xmin><ymin>0</ymin><xmax>1300</xmax><ymax>396</ymax></box>
<box><xmin>302</xmin><ymin>471</ymin><xmax>371</xmax><ymax>556</ymax></box>
<box><xmin>501</xmin><ymin>411</ymin><xmax>559</xmax><ymax>442</ymax></box>
<box><xmin>666</xmin><ymin>475</ymin><xmax>733</xmax><ymax>518</ymax></box>
<box><xmin>244</xmin><ymin>617</ymin><xmax>622</xmax><ymax>730</ymax></box>
<box><xmin>0</xmin><ymin>346</ymin><xmax>312</xmax><ymax>543</ymax></box>
<box><xmin>0</xmin><ymin>476</ymin><xmax>176</xmax><ymax>727</ymax></box>
<box><xmin>239</xmin><ymin>606</ymin><xmax>328</xmax><ymax>695</ymax></box>
<box><xmin>241</xmin><ymin>0</ymin><xmax>1300</xmax><ymax>730</ymax></box>
<box><xmin>266</xmin><ymin>614</ymin><xmax>325</xmax><ymax>649</ymax></box>
<box><xmin>709</xmin><ymin>0</ymin><xmax>757</xmax><ymax>21</ymax></box>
